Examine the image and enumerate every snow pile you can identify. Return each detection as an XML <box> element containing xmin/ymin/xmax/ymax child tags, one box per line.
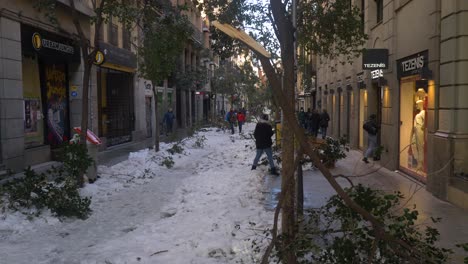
<box><xmin>0</xmin><ymin>124</ymin><xmax>275</xmax><ymax>264</ymax></box>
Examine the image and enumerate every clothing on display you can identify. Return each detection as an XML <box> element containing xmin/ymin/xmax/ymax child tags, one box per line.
<box><xmin>410</xmin><ymin>99</ymin><xmax>425</xmax><ymax>171</ymax></box>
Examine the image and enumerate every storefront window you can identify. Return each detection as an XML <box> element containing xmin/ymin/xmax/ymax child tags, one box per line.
<box><xmin>399</xmin><ymin>77</ymin><xmax>427</xmax><ymax>178</ymax></box>
<box><xmin>22</xmin><ymin>55</ymin><xmax>44</xmax><ymax>148</ymax></box>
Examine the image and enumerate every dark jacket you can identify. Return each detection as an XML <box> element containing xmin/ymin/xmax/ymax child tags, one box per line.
<box><xmin>319</xmin><ymin>112</ymin><xmax>330</xmax><ymax>128</ymax></box>
<box><xmin>364</xmin><ymin>119</ymin><xmax>379</xmax><ymax>135</ymax></box>
<box><xmin>254</xmin><ymin>120</ymin><xmax>274</xmax><ymax>149</ymax></box>
<box><xmin>163</xmin><ymin>111</ymin><xmax>175</xmax><ymax>125</ymax></box>
<box><xmin>310</xmin><ymin>112</ymin><xmax>321</xmax><ymax>129</ymax></box>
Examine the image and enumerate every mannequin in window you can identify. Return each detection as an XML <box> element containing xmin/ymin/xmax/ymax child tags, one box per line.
<box><xmin>411</xmin><ymin>99</ymin><xmax>425</xmax><ymax>171</ymax></box>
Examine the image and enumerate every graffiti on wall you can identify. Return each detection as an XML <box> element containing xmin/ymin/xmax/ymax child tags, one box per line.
<box><xmin>44</xmin><ymin>64</ymin><xmax>69</xmax><ymax>146</ymax></box>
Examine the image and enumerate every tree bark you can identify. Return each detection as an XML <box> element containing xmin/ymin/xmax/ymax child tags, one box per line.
<box><xmin>268</xmin><ymin>0</ymin><xmax>297</xmax><ymax>262</ymax></box>
<box><xmin>68</xmin><ymin>0</ymin><xmax>106</xmax><ymax>186</ymax></box>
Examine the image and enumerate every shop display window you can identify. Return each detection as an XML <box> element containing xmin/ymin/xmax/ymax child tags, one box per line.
<box><xmin>399</xmin><ymin>77</ymin><xmax>427</xmax><ymax>178</ymax></box>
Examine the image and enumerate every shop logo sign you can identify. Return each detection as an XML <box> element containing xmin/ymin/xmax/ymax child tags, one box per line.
<box><xmin>32</xmin><ymin>32</ymin><xmax>74</xmax><ymax>54</ymax></box>
<box><xmin>371</xmin><ymin>69</ymin><xmax>383</xmax><ymax>79</ymax></box>
<box><xmin>401</xmin><ymin>55</ymin><xmax>424</xmax><ymax>73</ymax></box>
<box><xmin>397</xmin><ymin>50</ymin><xmax>429</xmax><ymax>79</ymax></box>
<box><xmin>94</xmin><ymin>51</ymin><xmax>105</xmax><ymax>65</ymax></box>
<box><xmin>362</xmin><ymin>49</ymin><xmax>389</xmax><ymax>70</ymax></box>
<box><xmin>32</xmin><ymin>33</ymin><xmax>42</xmax><ymax>50</ymax></box>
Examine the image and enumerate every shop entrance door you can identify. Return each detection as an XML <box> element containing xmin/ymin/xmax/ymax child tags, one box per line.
<box><xmin>375</xmin><ymin>83</ymin><xmax>383</xmax><ymax>150</ymax></box>
<box><xmin>358</xmin><ymin>89</ymin><xmax>367</xmax><ymax>150</ymax></box>
<box><xmin>41</xmin><ymin>63</ymin><xmax>70</xmax><ymax>147</ymax></box>
<box><xmin>104</xmin><ymin>71</ymin><xmax>134</xmax><ymax>147</ymax></box>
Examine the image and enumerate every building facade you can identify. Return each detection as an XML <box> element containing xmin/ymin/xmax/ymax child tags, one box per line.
<box><xmin>316</xmin><ymin>0</ymin><xmax>468</xmax><ymax>209</ymax></box>
<box><xmin>0</xmin><ymin>0</ymin><xmax>94</xmax><ymax>172</ymax></box>
<box><xmin>0</xmin><ymin>0</ymin><xmax>217</xmax><ymax>174</ymax></box>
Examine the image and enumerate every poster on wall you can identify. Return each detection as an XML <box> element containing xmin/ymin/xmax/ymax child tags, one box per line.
<box><xmin>44</xmin><ymin>63</ymin><xmax>69</xmax><ymax>146</ymax></box>
<box><xmin>24</xmin><ymin>98</ymin><xmax>41</xmax><ymax>134</ymax></box>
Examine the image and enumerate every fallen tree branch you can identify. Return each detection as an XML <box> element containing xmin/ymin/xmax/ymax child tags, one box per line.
<box><xmin>150</xmin><ymin>250</ymin><xmax>168</xmax><ymax>256</ymax></box>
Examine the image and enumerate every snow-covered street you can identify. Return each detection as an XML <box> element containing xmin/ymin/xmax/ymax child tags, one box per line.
<box><xmin>0</xmin><ymin>124</ymin><xmax>274</xmax><ymax>264</ymax></box>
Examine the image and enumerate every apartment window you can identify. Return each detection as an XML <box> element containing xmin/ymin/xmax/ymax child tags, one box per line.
<box><xmin>123</xmin><ymin>28</ymin><xmax>131</xmax><ymax>50</ymax></box>
<box><xmin>109</xmin><ymin>22</ymin><xmax>118</xmax><ymax>46</ymax></box>
<box><xmin>376</xmin><ymin>0</ymin><xmax>383</xmax><ymax>23</ymax></box>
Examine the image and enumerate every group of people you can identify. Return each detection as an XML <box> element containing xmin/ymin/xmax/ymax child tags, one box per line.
<box><xmin>225</xmin><ymin>108</ymin><xmax>247</xmax><ymax>134</ymax></box>
<box><xmin>297</xmin><ymin>107</ymin><xmax>330</xmax><ymax>139</ymax></box>
<box><xmin>166</xmin><ymin>105</ymin><xmax>379</xmax><ymax>176</ymax></box>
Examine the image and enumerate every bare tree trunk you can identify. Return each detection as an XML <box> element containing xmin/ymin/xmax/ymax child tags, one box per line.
<box><xmin>153</xmin><ymin>86</ymin><xmax>160</xmax><ymax>151</ymax></box>
<box><xmin>75</xmin><ymin>61</ymin><xmax>92</xmax><ymax>186</ymax></box>
<box><xmin>297</xmin><ymin>161</ymin><xmax>303</xmax><ymax>218</ymax></box>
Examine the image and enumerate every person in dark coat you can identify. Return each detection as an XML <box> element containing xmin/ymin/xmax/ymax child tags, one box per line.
<box><xmin>163</xmin><ymin>108</ymin><xmax>175</xmax><ymax>136</ymax></box>
<box><xmin>305</xmin><ymin>108</ymin><xmax>312</xmax><ymax>133</ymax></box>
<box><xmin>319</xmin><ymin>109</ymin><xmax>330</xmax><ymax>139</ymax></box>
<box><xmin>298</xmin><ymin>107</ymin><xmax>306</xmax><ymax>128</ymax></box>
<box><xmin>251</xmin><ymin>114</ymin><xmax>279</xmax><ymax>175</ymax></box>
<box><xmin>310</xmin><ymin>109</ymin><xmax>321</xmax><ymax>137</ymax></box>
<box><xmin>362</xmin><ymin>114</ymin><xmax>379</xmax><ymax>163</ymax></box>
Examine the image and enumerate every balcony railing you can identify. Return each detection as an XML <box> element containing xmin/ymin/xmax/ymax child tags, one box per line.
<box><xmin>190</xmin><ymin>23</ymin><xmax>202</xmax><ymax>45</ymax></box>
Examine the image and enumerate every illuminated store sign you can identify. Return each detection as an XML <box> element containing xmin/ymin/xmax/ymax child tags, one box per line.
<box><xmin>362</xmin><ymin>49</ymin><xmax>389</xmax><ymax>70</ymax></box>
<box><xmin>397</xmin><ymin>50</ymin><xmax>429</xmax><ymax>79</ymax></box>
<box><xmin>371</xmin><ymin>69</ymin><xmax>383</xmax><ymax>79</ymax></box>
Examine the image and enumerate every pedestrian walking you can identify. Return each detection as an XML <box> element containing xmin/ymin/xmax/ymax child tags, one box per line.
<box><xmin>298</xmin><ymin>107</ymin><xmax>306</xmax><ymax>128</ymax></box>
<box><xmin>163</xmin><ymin>108</ymin><xmax>175</xmax><ymax>136</ymax></box>
<box><xmin>319</xmin><ymin>109</ymin><xmax>330</xmax><ymax>139</ymax></box>
<box><xmin>237</xmin><ymin>111</ymin><xmax>246</xmax><ymax>134</ymax></box>
<box><xmin>362</xmin><ymin>114</ymin><xmax>379</xmax><ymax>163</ymax></box>
<box><xmin>305</xmin><ymin>108</ymin><xmax>312</xmax><ymax>133</ymax></box>
<box><xmin>226</xmin><ymin>109</ymin><xmax>237</xmax><ymax>134</ymax></box>
<box><xmin>241</xmin><ymin>107</ymin><xmax>247</xmax><ymax>116</ymax></box>
<box><xmin>251</xmin><ymin>114</ymin><xmax>279</xmax><ymax>175</ymax></box>
<box><xmin>310</xmin><ymin>109</ymin><xmax>321</xmax><ymax>137</ymax></box>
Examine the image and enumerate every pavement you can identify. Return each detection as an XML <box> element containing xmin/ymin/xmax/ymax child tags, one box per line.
<box><xmin>262</xmin><ymin>149</ymin><xmax>468</xmax><ymax>263</ymax></box>
<box><xmin>96</xmin><ymin>127</ymin><xmax>467</xmax><ymax>262</ymax></box>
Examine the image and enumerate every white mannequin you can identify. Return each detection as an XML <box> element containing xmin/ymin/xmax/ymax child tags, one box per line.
<box><xmin>411</xmin><ymin>100</ymin><xmax>425</xmax><ymax>170</ymax></box>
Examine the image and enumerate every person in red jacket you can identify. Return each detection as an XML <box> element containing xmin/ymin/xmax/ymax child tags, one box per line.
<box><xmin>237</xmin><ymin>111</ymin><xmax>246</xmax><ymax>133</ymax></box>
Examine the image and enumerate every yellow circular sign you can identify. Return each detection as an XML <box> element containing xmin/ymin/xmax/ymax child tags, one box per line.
<box><xmin>32</xmin><ymin>33</ymin><xmax>42</xmax><ymax>50</ymax></box>
<box><xmin>94</xmin><ymin>51</ymin><xmax>105</xmax><ymax>65</ymax></box>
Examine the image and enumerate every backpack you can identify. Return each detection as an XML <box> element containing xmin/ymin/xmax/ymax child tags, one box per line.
<box><xmin>363</xmin><ymin>121</ymin><xmax>377</xmax><ymax>135</ymax></box>
<box><xmin>229</xmin><ymin>113</ymin><xmax>237</xmax><ymax>123</ymax></box>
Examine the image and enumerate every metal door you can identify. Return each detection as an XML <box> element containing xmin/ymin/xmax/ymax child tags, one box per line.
<box><xmin>104</xmin><ymin>72</ymin><xmax>134</xmax><ymax>146</ymax></box>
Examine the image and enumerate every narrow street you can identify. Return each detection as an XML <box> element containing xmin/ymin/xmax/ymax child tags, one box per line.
<box><xmin>0</xmin><ymin>125</ymin><xmax>274</xmax><ymax>264</ymax></box>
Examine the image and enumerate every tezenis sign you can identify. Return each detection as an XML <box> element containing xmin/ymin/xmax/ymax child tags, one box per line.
<box><xmin>362</xmin><ymin>49</ymin><xmax>389</xmax><ymax>70</ymax></box>
<box><xmin>397</xmin><ymin>50</ymin><xmax>429</xmax><ymax>79</ymax></box>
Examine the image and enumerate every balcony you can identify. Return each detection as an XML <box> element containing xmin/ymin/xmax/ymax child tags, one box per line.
<box><xmin>190</xmin><ymin>23</ymin><xmax>202</xmax><ymax>45</ymax></box>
